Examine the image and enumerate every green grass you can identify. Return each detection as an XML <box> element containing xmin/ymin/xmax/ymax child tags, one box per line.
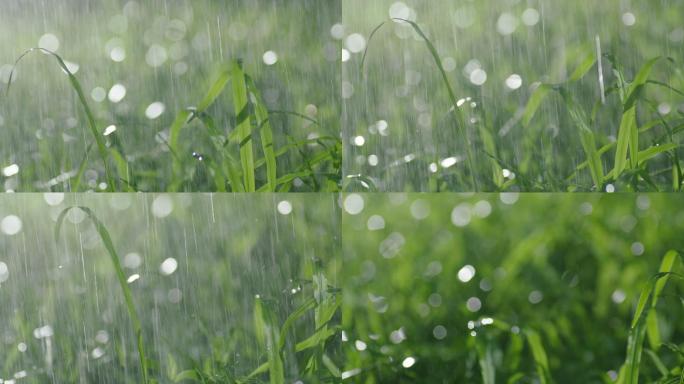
<box><xmin>343</xmin><ymin>1</ymin><xmax>684</xmax><ymax>192</ymax></box>
<box><xmin>0</xmin><ymin>0</ymin><xmax>341</xmax><ymax>192</ymax></box>
<box><xmin>4</xmin><ymin>50</ymin><xmax>340</xmax><ymax>192</ymax></box>
<box><xmin>342</xmin><ymin>193</ymin><xmax>684</xmax><ymax>382</ymax></box>
<box><xmin>0</xmin><ymin>194</ymin><xmax>341</xmax><ymax>383</ymax></box>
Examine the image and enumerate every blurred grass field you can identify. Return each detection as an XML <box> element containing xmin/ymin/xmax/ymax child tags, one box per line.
<box><xmin>342</xmin><ymin>193</ymin><xmax>684</xmax><ymax>383</ymax></box>
<box><xmin>0</xmin><ymin>0</ymin><xmax>341</xmax><ymax>192</ymax></box>
<box><xmin>342</xmin><ymin>0</ymin><xmax>684</xmax><ymax>192</ymax></box>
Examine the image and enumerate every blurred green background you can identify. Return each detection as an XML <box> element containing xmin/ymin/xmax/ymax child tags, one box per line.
<box><xmin>0</xmin><ymin>193</ymin><xmax>340</xmax><ymax>383</ymax></box>
<box><xmin>0</xmin><ymin>0</ymin><xmax>341</xmax><ymax>192</ymax></box>
<box><xmin>342</xmin><ymin>0</ymin><xmax>684</xmax><ymax>191</ymax></box>
<box><xmin>342</xmin><ymin>193</ymin><xmax>684</xmax><ymax>382</ymax></box>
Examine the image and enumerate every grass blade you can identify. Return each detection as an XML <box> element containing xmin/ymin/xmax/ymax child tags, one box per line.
<box><xmin>558</xmin><ymin>88</ymin><xmax>604</xmax><ymax>188</ymax></box>
<box><xmin>253</xmin><ymin>296</ymin><xmax>284</xmax><ymax>384</ymax></box>
<box><xmin>477</xmin><ymin>339</ymin><xmax>496</xmax><ymax>384</ymax></box>
<box><xmin>231</xmin><ymin>60</ymin><xmax>256</xmax><ymax>192</ymax></box>
<box><xmin>246</xmin><ymin>75</ymin><xmax>277</xmax><ymax>192</ymax></box>
<box><xmin>393</xmin><ymin>18</ymin><xmax>475</xmax><ymax>188</ymax></box>
<box><xmin>523</xmin><ymin>84</ymin><xmax>552</xmax><ymax>127</ymax></box>
<box><xmin>55</xmin><ymin>207</ymin><xmax>148</xmax><ymax>383</ymax></box>
<box><xmin>197</xmin><ymin>65</ymin><xmax>231</xmax><ymax>112</ymax></box>
<box><xmin>277</xmin><ymin>298</ymin><xmax>316</xmax><ymax>351</ymax></box>
<box><xmin>637</xmin><ymin>143</ymin><xmax>679</xmax><ymax>166</ymax></box>
<box><xmin>525</xmin><ymin>329</ymin><xmax>551</xmax><ymax>384</ymax></box>
<box><xmin>620</xmin><ymin>251</ymin><xmax>679</xmax><ymax>384</ymax></box>
<box><xmin>614</xmin><ymin>106</ymin><xmax>637</xmax><ymax>177</ymax></box>
<box><xmin>8</xmin><ymin>48</ymin><xmax>115</xmax><ymax>189</ymax></box>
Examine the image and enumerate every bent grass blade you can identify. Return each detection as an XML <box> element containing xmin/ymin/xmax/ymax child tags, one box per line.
<box><xmin>55</xmin><ymin>206</ymin><xmax>149</xmax><ymax>383</ymax></box>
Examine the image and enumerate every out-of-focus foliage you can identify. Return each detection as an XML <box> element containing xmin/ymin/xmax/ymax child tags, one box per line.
<box><xmin>343</xmin><ymin>193</ymin><xmax>684</xmax><ymax>382</ymax></box>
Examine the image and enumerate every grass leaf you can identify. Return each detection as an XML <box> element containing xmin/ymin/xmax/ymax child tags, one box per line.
<box><xmin>523</xmin><ymin>84</ymin><xmax>552</xmax><ymax>127</ymax></box>
<box><xmin>8</xmin><ymin>48</ymin><xmax>115</xmax><ymax>189</ymax></box>
<box><xmin>231</xmin><ymin>60</ymin><xmax>256</xmax><ymax>192</ymax></box>
<box><xmin>55</xmin><ymin>207</ymin><xmax>148</xmax><ymax>383</ymax></box>
<box><xmin>525</xmin><ymin>329</ymin><xmax>551</xmax><ymax>384</ymax></box>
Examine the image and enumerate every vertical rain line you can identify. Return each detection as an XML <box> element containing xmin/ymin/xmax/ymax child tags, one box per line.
<box><xmin>595</xmin><ymin>35</ymin><xmax>606</xmax><ymax>104</ymax></box>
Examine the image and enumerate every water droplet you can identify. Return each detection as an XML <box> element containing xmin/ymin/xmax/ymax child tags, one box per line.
<box><xmin>343</xmin><ymin>194</ymin><xmax>364</xmax><ymax>215</ymax></box>
<box><xmin>160</xmin><ymin>257</ymin><xmax>178</xmax><ymax>276</ymax></box>
<box><xmin>277</xmin><ymin>200</ymin><xmax>293</xmax><ymax>215</ymax></box>
<box><xmin>2</xmin><ymin>163</ymin><xmax>19</xmax><ymax>177</ymax></box>
<box><xmin>38</xmin><ymin>33</ymin><xmax>60</xmax><ymax>51</ymax></box>
<box><xmin>108</xmin><ymin>83</ymin><xmax>127</xmax><ymax>103</ymax></box>
<box><xmin>458</xmin><ymin>265</ymin><xmax>476</xmax><ymax>282</ymax></box>
<box><xmin>1</xmin><ymin>215</ymin><xmax>22</xmax><ymax>235</ymax></box>
<box><xmin>402</xmin><ymin>356</ymin><xmax>416</xmax><ymax>368</ymax></box>
<box><xmin>103</xmin><ymin>125</ymin><xmax>117</xmax><ymax>136</ymax></box>
<box><xmin>262</xmin><ymin>50</ymin><xmax>278</xmax><ymax>65</ymax></box>
<box><xmin>345</xmin><ymin>33</ymin><xmax>366</xmax><ymax>53</ymax></box>
<box><xmin>505</xmin><ymin>74</ymin><xmax>523</xmax><ymax>90</ymax></box>
<box><xmin>152</xmin><ymin>195</ymin><xmax>173</xmax><ymax>218</ymax></box>
<box><xmin>145</xmin><ymin>102</ymin><xmax>165</xmax><ymax>119</ymax></box>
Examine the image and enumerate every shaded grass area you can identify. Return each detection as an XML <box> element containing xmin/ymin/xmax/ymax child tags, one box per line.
<box><xmin>342</xmin><ymin>193</ymin><xmax>684</xmax><ymax>382</ymax></box>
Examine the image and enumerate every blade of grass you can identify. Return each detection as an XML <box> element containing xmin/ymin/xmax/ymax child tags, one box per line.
<box><xmin>253</xmin><ymin>296</ymin><xmax>284</xmax><ymax>384</ymax></box>
<box><xmin>8</xmin><ymin>48</ymin><xmax>115</xmax><ymax>189</ymax></box>
<box><xmin>393</xmin><ymin>18</ymin><xmax>475</xmax><ymax>189</ymax></box>
<box><xmin>55</xmin><ymin>207</ymin><xmax>148</xmax><ymax>383</ymax></box>
<box><xmin>477</xmin><ymin>339</ymin><xmax>496</xmax><ymax>384</ymax></box>
<box><xmin>245</xmin><ymin>75</ymin><xmax>276</xmax><ymax>192</ymax></box>
<box><xmin>614</xmin><ymin>57</ymin><xmax>663</xmax><ymax>178</ymax></box>
<box><xmin>558</xmin><ymin>87</ymin><xmax>604</xmax><ymax>189</ymax></box>
<box><xmin>525</xmin><ymin>329</ymin><xmax>551</xmax><ymax>384</ymax></box>
<box><xmin>523</xmin><ymin>84</ymin><xmax>552</xmax><ymax>127</ymax></box>
<box><xmin>231</xmin><ymin>60</ymin><xmax>255</xmax><ymax>192</ymax></box>
<box><xmin>620</xmin><ymin>251</ymin><xmax>679</xmax><ymax>384</ymax></box>
<box><xmin>70</xmin><ymin>142</ymin><xmax>93</xmax><ymax>192</ymax></box>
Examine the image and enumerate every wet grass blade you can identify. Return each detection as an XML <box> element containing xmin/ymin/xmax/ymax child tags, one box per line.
<box><xmin>278</xmin><ymin>298</ymin><xmax>316</xmax><ymax>351</ymax></box>
<box><xmin>558</xmin><ymin>87</ymin><xmax>604</xmax><ymax>189</ymax></box>
<box><xmin>168</xmin><ymin>110</ymin><xmax>193</xmax><ymax>181</ymax></box>
<box><xmin>232</xmin><ymin>60</ymin><xmax>256</xmax><ymax>192</ymax></box>
<box><xmin>70</xmin><ymin>142</ymin><xmax>94</xmax><ymax>192</ymax></box>
<box><xmin>246</xmin><ymin>75</ymin><xmax>276</xmax><ymax>192</ymax></box>
<box><xmin>360</xmin><ymin>21</ymin><xmax>386</xmax><ymax>70</ymax></box>
<box><xmin>525</xmin><ymin>329</ymin><xmax>551</xmax><ymax>384</ymax></box>
<box><xmin>477</xmin><ymin>339</ymin><xmax>496</xmax><ymax>384</ymax></box>
<box><xmin>55</xmin><ymin>207</ymin><xmax>148</xmax><ymax>383</ymax></box>
<box><xmin>393</xmin><ymin>18</ymin><xmax>475</xmax><ymax>188</ymax></box>
<box><xmin>8</xmin><ymin>48</ymin><xmax>115</xmax><ymax>189</ymax></box>
<box><xmin>196</xmin><ymin>65</ymin><xmax>231</xmax><ymax>112</ymax></box>
<box><xmin>637</xmin><ymin>143</ymin><xmax>679</xmax><ymax>166</ymax></box>
<box><xmin>614</xmin><ymin>57</ymin><xmax>662</xmax><ymax>178</ymax></box>
<box><xmin>523</xmin><ymin>84</ymin><xmax>552</xmax><ymax>127</ymax></box>
<box><xmin>620</xmin><ymin>250</ymin><xmax>679</xmax><ymax>384</ymax></box>
<box><xmin>253</xmin><ymin>296</ymin><xmax>284</xmax><ymax>384</ymax></box>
